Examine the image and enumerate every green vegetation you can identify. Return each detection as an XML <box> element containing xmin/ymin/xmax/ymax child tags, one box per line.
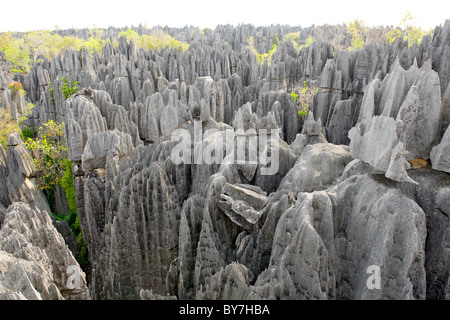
<box><xmin>385</xmin><ymin>11</ymin><xmax>431</xmax><ymax>46</ymax></box>
<box><xmin>247</xmin><ymin>35</ymin><xmax>279</xmax><ymax>65</ymax></box>
<box><xmin>347</xmin><ymin>19</ymin><xmax>368</xmax><ymax>51</ymax></box>
<box><xmin>0</xmin><ymin>29</ymin><xmax>113</xmax><ymax>74</ymax></box>
<box><xmin>24</xmin><ymin>120</ymin><xmax>67</xmax><ymax>190</ymax></box>
<box><xmin>9</xmin><ymin>81</ymin><xmax>23</xmax><ymax>92</ymax></box>
<box><xmin>61</xmin><ymin>78</ymin><xmax>80</xmax><ymax>99</ymax></box>
<box><xmin>117</xmin><ymin>29</ymin><xmax>189</xmax><ymax>52</ymax></box>
<box><xmin>200</xmin><ymin>27</ymin><xmax>211</xmax><ymax>35</ymax></box>
<box><xmin>0</xmin><ymin>109</ymin><xmax>21</xmax><ymax>149</ymax></box>
<box><xmin>290</xmin><ymin>81</ymin><xmax>318</xmax><ymax>118</ymax></box>
<box><xmin>60</xmin><ymin>159</ymin><xmax>90</xmax><ymax>269</ymax></box>
<box><xmin>284</xmin><ymin>32</ymin><xmax>315</xmax><ymax>52</ymax></box>
<box><xmin>20</xmin><ymin>125</ymin><xmax>36</xmax><ymax>141</ymax></box>
<box><xmin>23</xmin><ymin>120</ymin><xmax>89</xmax><ymax>271</ymax></box>
<box><xmin>0</xmin><ymin>33</ymin><xmax>31</xmax><ymax>74</ymax></box>
<box><xmin>346</xmin><ymin>12</ymin><xmax>432</xmax><ymax>50</ymax></box>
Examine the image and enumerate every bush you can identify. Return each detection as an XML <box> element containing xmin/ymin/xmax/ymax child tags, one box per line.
<box><xmin>247</xmin><ymin>37</ymin><xmax>278</xmax><ymax>65</ymax></box>
<box><xmin>25</xmin><ymin>124</ymin><xmax>90</xmax><ymax>272</ymax></box>
<box><xmin>60</xmin><ymin>159</ymin><xmax>90</xmax><ymax>271</ymax></box>
<box><xmin>24</xmin><ymin>120</ymin><xmax>67</xmax><ymax>190</ymax></box>
<box><xmin>0</xmin><ymin>109</ymin><xmax>21</xmax><ymax>150</ymax></box>
<box><xmin>289</xmin><ymin>81</ymin><xmax>318</xmax><ymax>118</ymax></box>
<box><xmin>348</xmin><ymin>20</ymin><xmax>368</xmax><ymax>51</ymax></box>
<box><xmin>20</xmin><ymin>126</ymin><xmax>37</xmax><ymax>140</ymax></box>
<box><xmin>385</xmin><ymin>11</ymin><xmax>430</xmax><ymax>46</ymax></box>
<box><xmin>61</xmin><ymin>78</ymin><xmax>79</xmax><ymax>100</ymax></box>
<box><xmin>9</xmin><ymin>81</ymin><xmax>23</xmax><ymax>92</ymax></box>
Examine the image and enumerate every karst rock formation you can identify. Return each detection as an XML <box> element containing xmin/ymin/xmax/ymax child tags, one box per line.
<box><xmin>0</xmin><ymin>21</ymin><xmax>449</xmax><ymax>300</ymax></box>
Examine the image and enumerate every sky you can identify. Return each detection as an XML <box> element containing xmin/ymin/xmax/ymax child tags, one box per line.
<box><xmin>0</xmin><ymin>0</ymin><xmax>448</xmax><ymax>33</ymax></box>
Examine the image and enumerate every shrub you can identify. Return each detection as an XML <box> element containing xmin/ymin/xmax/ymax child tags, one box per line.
<box><xmin>0</xmin><ymin>109</ymin><xmax>21</xmax><ymax>150</ymax></box>
<box><xmin>24</xmin><ymin>120</ymin><xmax>67</xmax><ymax>190</ymax></box>
<box><xmin>385</xmin><ymin>11</ymin><xmax>430</xmax><ymax>46</ymax></box>
<box><xmin>247</xmin><ymin>37</ymin><xmax>278</xmax><ymax>65</ymax></box>
<box><xmin>60</xmin><ymin>159</ymin><xmax>77</xmax><ymax>216</ymax></box>
<box><xmin>61</xmin><ymin>78</ymin><xmax>80</xmax><ymax>100</ymax></box>
<box><xmin>348</xmin><ymin>19</ymin><xmax>368</xmax><ymax>51</ymax></box>
<box><xmin>285</xmin><ymin>32</ymin><xmax>314</xmax><ymax>52</ymax></box>
<box><xmin>60</xmin><ymin>159</ymin><xmax>90</xmax><ymax>271</ymax></box>
<box><xmin>289</xmin><ymin>81</ymin><xmax>318</xmax><ymax>119</ymax></box>
<box><xmin>20</xmin><ymin>126</ymin><xmax>37</xmax><ymax>140</ymax></box>
<box><xmin>9</xmin><ymin>81</ymin><xmax>23</xmax><ymax>92</ymax></box>
<box><xmin>25</xmin><ymin>122</ymin><xmax>90</xmax><ymax>272</ymax></box>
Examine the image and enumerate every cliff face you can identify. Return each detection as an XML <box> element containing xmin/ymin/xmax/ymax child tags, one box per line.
<box><xmin>0</xmin><ymin>138</ymin><xmax>89</xmax><ymax>299</ymax></box>
<box><xmin>1</xmin><ymin>21</ymin><xmax>450</xmax><ymax>300</ymax></box>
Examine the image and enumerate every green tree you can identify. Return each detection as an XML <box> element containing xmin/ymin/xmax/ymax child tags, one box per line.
<box><xmin>118</xmin><ymin>29</ymin><xmax>140</xmax><ymax>43</ymax></box>
<box><xmin>200</xmin><ymin>27</ymin><xmax>211</xmax><ymax>35</ymax></box>
<box><xmin>23</xmin><ymin>30</ymin><xmax>54</xmax><ymax>64</ymax></box>
<box><xmin>386</xmin><ymin>11</ymin><xmax>429</xmax><ymax>46</ymax></box>
<box><xmin>81</xmin><ymin>37</ymin><xmax>105</xmax><ymax>55</ymax></box>
<box><xmin>25</xmin><ymin>121</ymin><xmax>91</xmax><ymax>271</ymax></box>
<box><xmin>60</xmin><ymin>159</ymin><xmax>90</xmax><ymax>270</ymax></box>
<box><xmin>348</xmin><ymin>19</ymin><xmax>368</xmax><ymax>50</ymax></box>
<box><xmin>2</xmin><ymin>37</ymin><xmax>31</xmax><ymax>73</ymax></box>
<box><xmin>118</xmin><ymin>29</ymin><xmax>189</xmax><ymax>52</ymax></box>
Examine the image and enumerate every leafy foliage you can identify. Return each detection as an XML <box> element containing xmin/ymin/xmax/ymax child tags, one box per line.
<box><xmin>347</xmin><ymin>19</ymin><xmax>369</xmax><ymax>51</ymax></box>
<box><xmin>285</xmin><ymin>32</ymin><xmax>315</xmax><ymax>52</ymax></box>
<box><xmin>24</xmin><ymin>120</ymin><xmax>67</xmax><ymax>190</ymax></box>
<box><xmin>1</xmin><ymin>36</ymin><xmax>31</xmax><ymax>73</ymax></box>
<box><xmin>8</xmin><ymin>81</ymin><xmax>23</xmax><ymax>92</ymax></box>
<box><xmin>200</xmin><ymin>28</ymin><xmax>211</xmax><ymax>35</ymax></box>
<box><xmin>59</xmin><ymin>159</ymin><xmax>90</xmax><ymax>270</ymax></box>
<box><xmin>246</xmin><ymin>35</ymin><xmax>279</xmax><ymax>65</ymax></box>
<box><xmin>24</xmin><ymin>121</ymin><xmax>90</xmax><ymax>271</ymax></box>
<box><xmin>61</xmin><ymin>78</ymin><xmax>80</xmax><ymax>100</ymax></box>
<box><xmin>290</xmin><ymin>81</ymin><xmax>318</xmax><ymax>118</ymax></box>
<box><xmin>118</xmin><ymin>29</ymin><xmax>189</xmax><ymax>52</ymax></box>
<box><xmin>0</xmin><ymin>109</ymin><xmax>21</xmax><ymax>150</ymax></box>
<box><xmin>20</xmin><ymin>125</ymin><xmax>37</xmax><ymax>141</ymax></box>
<box><xmin>385</xmin><ymin>11</ymin><xmax>430</xmax><ymax>46</ymax></box>
<box><xmin>0</xmin><ymin>29</ymin><xmax>112</xmax><ymax>74</ymax></box>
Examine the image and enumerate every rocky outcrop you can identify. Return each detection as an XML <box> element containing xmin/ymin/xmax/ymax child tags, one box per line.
<box><xmin>5</xmin><ymin>133</ymin><xmax>50</xmax><ymax>213</ymax></box>
<box><xmin>348</xmin><ymin>59</ymin><xmax>444</xmax><ymax>184</ymax></box>
<box><xmin>219</xmin><ymin>183</ymin><xmax>268</xmax><ymax>229</ymax></box>
<box><xmin>431</xmin><ymin>125</ymin><xmax>450</xmax><ymax>173</ymax></box>
<box><xmin>0</xmin><ymin>202</ymin><xmax>90</xmax><ymax>300</ymax></box>
<box><xmin>1</xmin><ymin>21</ymin><xmax>449</xmax><ymax>301</ymax></box>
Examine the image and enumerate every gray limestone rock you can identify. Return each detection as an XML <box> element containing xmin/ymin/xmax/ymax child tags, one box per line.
<box><xmin>6</xmin><ymin>134</ymin><xmax>50</xmax><ymax>213</ymax></box>
<box><xmin>0</xmin><ymin>203</ymin><xmax>90</xmax><ymax>300</ymax></box>
<box><xmin>65</xmin><ymin>95</ymin><xmax>107</xmax><ymax>162</ymax></box>
<box><xmin>4</xmin><ymin>22</ymin><xmax>449</xmax><ymax>301</ymax></box>
<box><xmin>251</xmin><ymin>174</ymin><xmax>427</xmax><ymax>300</ymax></box>
<box><xmin>348</xmin><ymin>115</ymin><xmax>417</xmax><ymax>183</ymax></box>
<box><xmin>219</xmin><ymin>183</ymin><xmax>268</xmax><ymax>229</ymax></box>
<box><xmin>81</xmin><ymin>129</ymin><xmax>135</xmax><ymax>172</ymax></box>
<box><xmin>430</xmin><ymin>125</ymin><xmax>450</xmax><ymax>173</ymax></box>
<box><xmin>278</xmin><ymin>143</ymin><xmax>353</xmax><ymax>194</ymax></box>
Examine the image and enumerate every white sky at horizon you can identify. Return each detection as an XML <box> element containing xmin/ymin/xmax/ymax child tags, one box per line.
<box><xmin>0</xmin><ymin>0</ymin><xmax>448</xmax><ymax>33</ymax></box>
